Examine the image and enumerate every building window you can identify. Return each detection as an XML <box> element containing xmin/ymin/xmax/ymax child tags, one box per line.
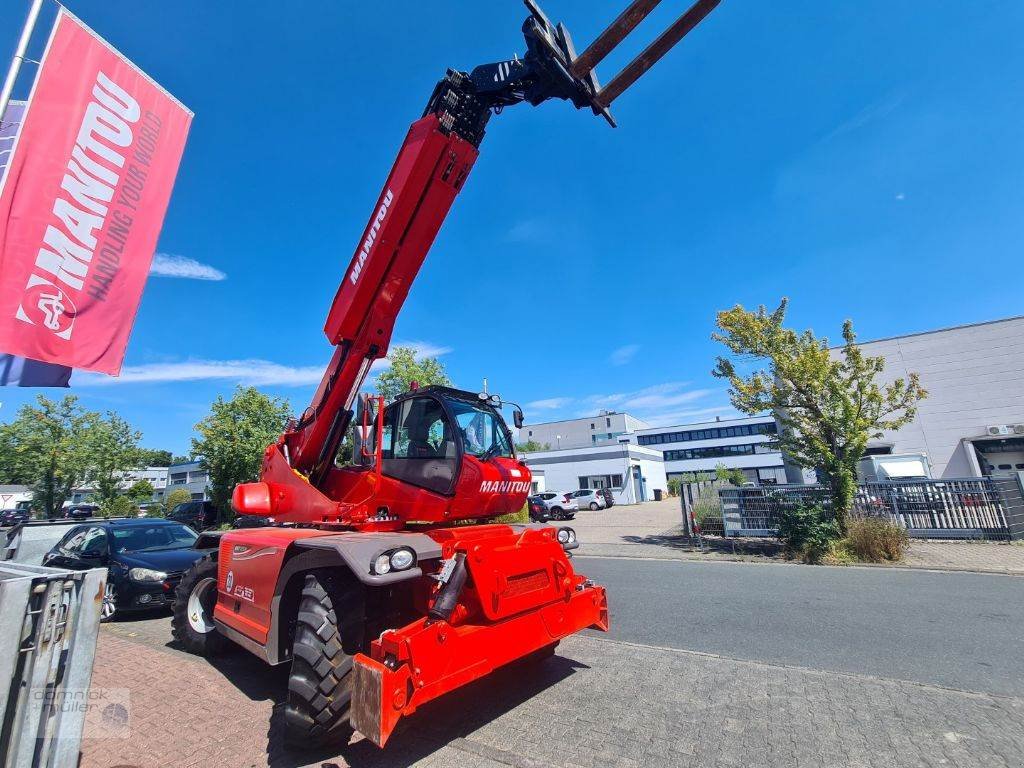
<box><xmin>662</xmin><ymin>443</ymin><xmax>780</xmax><ymax>461</ymax></box>
<box><xmin>606</xmin><ymin>417</ymin><xmax>611</xmax><ymax>428</ymax></box>
<box><xmin>638</xmin><ymin>422</ymin><xmax>778</xmax><ymax>446</ymax></box>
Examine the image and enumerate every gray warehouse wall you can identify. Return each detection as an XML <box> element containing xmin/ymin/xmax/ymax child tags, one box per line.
<box><xmin>845</xmin><ymin>317</ymin><xmax>1024</xmax><ymax>478</ymax></box>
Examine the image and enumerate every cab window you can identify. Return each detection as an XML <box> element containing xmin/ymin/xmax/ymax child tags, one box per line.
<box><xmin>381</xmin><ymin>397</ymin><xmax>458</xmax><ymax>495</ymax></box>
<box><xmin>447</xmin><ymin>400</ymin><xmax>512</xmax><ymax>460</ymax></box>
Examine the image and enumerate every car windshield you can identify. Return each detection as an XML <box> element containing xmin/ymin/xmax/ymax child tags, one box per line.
<box><xmin>445</xmin><ymin>399</ymin><xmax>513</xmax><ymax>460</ymax></box>
<box><xmin>111</xmin><ymin>523</ymin><xmax>198</xmax><ymax>553</ymax></box>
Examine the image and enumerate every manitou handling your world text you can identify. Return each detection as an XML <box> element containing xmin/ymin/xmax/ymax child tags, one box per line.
<box><xmin>171</xmin><ymin>0</ymin><xmax>721</xmax><ymax>749</ymax></box>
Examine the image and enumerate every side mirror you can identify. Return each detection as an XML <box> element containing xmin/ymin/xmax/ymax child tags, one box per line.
<box><xmin>513</xmin><ymin>409</ymin><xmax>524</xmax><ymax>430</ymax></box>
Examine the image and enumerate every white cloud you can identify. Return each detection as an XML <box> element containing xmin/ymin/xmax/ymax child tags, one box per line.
<box><xmin>150</xmin><ymin>253</ymin><xmax>226</xmax><ymax>281</ymax></box>
<box><xmin>75</xmin><ymin>341</ymin><xmax>452</xmax><ymax>387</ymax></box>
<box><xmin>504</xmin><ymin>219</ymin><xmax>545</xmax><ymax>243</ymax></box>
<box><xmin>526</xmin><ymin>397</ymin><xmax>573</xmax><ymax>410</ymax></box>
<box><xmin>75</xmin><ymin>359</ymin><xmax>323</xmax><ymax>387</ymax></box>
<box><xmin>609</xmin><ymin>344</ymin><xmax>639</xmax><ymax>366</ymax></box>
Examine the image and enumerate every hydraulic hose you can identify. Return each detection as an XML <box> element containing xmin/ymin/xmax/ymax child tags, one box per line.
<box><xmin>428</xmin><ymin>552</ymin><xmax>468</xmax><ymax>622</ymax></box>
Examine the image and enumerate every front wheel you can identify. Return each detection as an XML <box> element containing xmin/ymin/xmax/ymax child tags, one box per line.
<box><xmin>100</xmin><ymin>580</ymin><xmax>117</xmax><ymax>622</ymax></box>
<box><xmin>284</xmin><ymin>572</ymin><xmax>360</xmax><ymax>748</ymax></box>
<box><xmin>172</xmin><ymin>556</ymin><xmax>229</xmax><ymax>656</ymax></box>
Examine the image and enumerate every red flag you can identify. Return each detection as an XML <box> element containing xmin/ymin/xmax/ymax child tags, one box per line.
<box><xmin>0</xmin><ymin>9</ymin><xmax>192</xmax><ymax>375</ymax></box>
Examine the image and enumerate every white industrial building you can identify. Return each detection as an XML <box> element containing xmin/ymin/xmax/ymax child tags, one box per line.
<box><xmin>520</xmin><ymin>411</ymin><xmax>650</xmax><ymax>450</ymax></box>
<box><xmin>520</xmin><ymin>443</ymin><xmax>668</xmax><ymax>505</ymax></box>
<box><xmin>626</xmin><ymin>415</ymin><xmax>786</xmax><ymax>484</ymax></box>
<box><xmin>168</xmin><ymin>460</ymin><xmax>212</xmax><ymax>500</ymax></box>
<box><xmin>802</xmin><ymin>315</ymin><xmax>1024</xmax><ymax>482</ymax></box>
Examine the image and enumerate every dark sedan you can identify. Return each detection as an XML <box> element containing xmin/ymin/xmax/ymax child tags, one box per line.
<box><xmin>42</xmin><ymin>519</ymin><xmax>206</xmax><ymax>621</ymax></box>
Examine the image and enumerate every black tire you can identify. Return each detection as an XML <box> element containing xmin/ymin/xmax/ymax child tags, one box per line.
<box><xmin>589</xmin><ymin>502</ymin><xmax>600</xmax><ymax>511</ymax></box>
<box><xmin>284</xmin><ymin>572</ymin><xmax>360</xmax><ymax>749</ymax></box>
<box><xmin>172</xmin><ymin>556</ymin><xmax>229</xmax><ymax>656</ymax></box>
<box><xmin>550</xmin><ymin>507</ymin><xmax>562</xmax><ymax>518</ymax></box>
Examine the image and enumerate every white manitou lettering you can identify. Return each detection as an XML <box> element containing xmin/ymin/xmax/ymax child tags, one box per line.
<box><xmin>479</xmin><ymin>480</ymin><xmax>531</xmax><ymax>494</ymax></box>
<box><xmin>16</xmin><ymin>71</ymin><xmax>140</xmax><ymax>337</ymax></box>
<box><xmin>349</xmin><ymin>189</ymin><xmax>394</xmax><ymax>286</ymax></box>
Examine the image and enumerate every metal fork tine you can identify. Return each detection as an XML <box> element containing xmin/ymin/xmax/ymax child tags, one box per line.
<box><xmin>596</xmin><ymin>0</ymin><xmax>721</xmax><ymax>107</ymax></box>
<box><xmin>570</xmin><ymin>0</ymin><xmax>664</xmax><ymax>78</ymax></box>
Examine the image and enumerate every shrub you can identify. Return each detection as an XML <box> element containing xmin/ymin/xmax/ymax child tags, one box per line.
<box><xmin>692</xmin><ymin>494</ymin><xmax>723</xmax><ymax>532</ymax></box>
<box><xmin>102</xmin><ymin>496</ymin><xmax>134</xmax><ymax>518</ymax></box>
<box><xmin>777</xmin><ymin>503</ymin><xmax>840</xmax><ymax>563</ymax></box>
<box><xmin>667</xmin><ymin>478</ymin><xmax>682</xmax><ymax>497</ymax></box>
<box><xmin>165</xmin><ymin>488</ymin><xmax>191</xmax><ymax>512</ymax></box>
<box><xmin>493</xmin><ymin>504</ymin><xmax>529</xmax><ymax>524</ymax></box>
<box><xmin>846</xmin><ymin>518</ymin><xmax>909</xmax><ymax>562</ymax></box>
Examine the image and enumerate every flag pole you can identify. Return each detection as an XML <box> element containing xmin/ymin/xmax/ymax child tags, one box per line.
<box><xmin>0</xmin><ymin>0</ymin><xmax>45</xmax><ymax>123</ymax></box>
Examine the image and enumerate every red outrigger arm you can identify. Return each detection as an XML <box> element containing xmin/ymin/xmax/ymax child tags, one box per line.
<box><xmin>349</xmin><ymin>526</ymin><xmax>609</xmax><ymax>747</ymax></box>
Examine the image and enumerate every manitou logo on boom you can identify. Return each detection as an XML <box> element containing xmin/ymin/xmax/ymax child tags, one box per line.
<box><xmin>349</xmin><ymin>189</ymin><xmax>394</xmax><ymax>286</ymax></box>
<box><xmin>480</xmin><ymin>480</ymin><xmax>531</xmax><ymax>494</ymax></box>
<box><xmin>15</xmin><ymin>71</ymin><xmax>140</xmax><ymax>338</ymax></box>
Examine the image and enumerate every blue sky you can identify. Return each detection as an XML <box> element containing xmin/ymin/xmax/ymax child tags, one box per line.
<box><xmin>1</xmin><ymin>0</ymin><xmax>1022</xmax><ymax>455</ymax></box>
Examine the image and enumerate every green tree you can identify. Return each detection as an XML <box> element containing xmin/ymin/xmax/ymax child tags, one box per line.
<box><xmin>192</xmin><ymin>386</ymin><xmax>291</xmax><ymax>522</ymax></box>
<box><xmin>137</xmin><ymin>448</ymin><xmax>174</xmax><ymax>467</ymax></box>
<box><xmin>89</xmin><ymin>413</ymin><xmax>142</xmax><ymax>506</ymax></box>
<box><xmin>714</xmin><ymin>463</ymin><xmax>747</xmax><ymax>487</ymax></box>
<box><xmin>375</xmin><ymin>346</ymin><xmax>451</xmax><ymax>403</ymax></box>
<box><xmin>514</xmin><ymin>440</ymin><xmax>551</xmax><ymax>453</ymax></box>
<box><xmin>103</xmin><ymin>496</ymin><xmax>135</xmax><ymax>519</ymax></box>
<box><xmin>127</xmin><ymin>479</ymin><xmax>155</xmax><ymax>503</ymax></box>
<box><xmin>0</xmin><ymin>395</ymin><xmax>99</xmax><ymax>518</ymax></box>
<box><xmin>165</xmin><ymin>488</ymin><xmax>192</xmax><ymax>513</ymax></box>
<box><xmin>712</xmin><ymin>299</ymin><xmax>927</xmax><ymax>531</ymax></box>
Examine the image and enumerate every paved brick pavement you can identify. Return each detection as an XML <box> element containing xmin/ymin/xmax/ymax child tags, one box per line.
<box><xmin>81</xmin><ymin>616</ymin><xmax>1024</xmax><ymax>768</ymax></box>
<box><xmin>572</xmin><ymin>499</ymin><xmax>1024</xmax><ymax>574</ymax></box>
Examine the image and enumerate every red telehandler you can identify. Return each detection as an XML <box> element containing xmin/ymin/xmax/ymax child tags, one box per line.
<box><xmin>171</xmin><ymin>0</ymin><xmax>720</xmax><ymax>749</ymax></box>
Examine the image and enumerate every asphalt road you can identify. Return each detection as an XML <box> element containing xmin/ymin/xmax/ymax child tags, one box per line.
<box><xmin>576</xmin><ymin>556</ymin><xmax>1024</xmax><ymax>697</ymax></box>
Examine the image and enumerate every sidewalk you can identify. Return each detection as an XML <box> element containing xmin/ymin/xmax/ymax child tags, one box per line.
<box><xmin>82</xmin><ymin>620</ymin><xmax>1024</xmax><ymax>768</ymax></box>
<box><xmin>571</xmin><ymin>499</ymin><xmax>1024</xmax><ymax>574</ymax></box>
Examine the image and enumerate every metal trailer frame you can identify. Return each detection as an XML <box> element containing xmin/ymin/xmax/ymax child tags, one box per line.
<box><xmin>0</xmin><ymin>561</ymin><xmax>105</xmax><ymax>768</ymax></box>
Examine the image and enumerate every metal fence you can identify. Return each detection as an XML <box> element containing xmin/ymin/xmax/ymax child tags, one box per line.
<box><xmin>718</xmin><ymin>478</ymin><xmax>1016</xmax><ymax>540</ymax></box>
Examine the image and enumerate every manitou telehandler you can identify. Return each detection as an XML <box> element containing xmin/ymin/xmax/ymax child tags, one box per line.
<box><xmin>171</xmin><ymin>0</ymin><xmax>721</xmax><ymax>748</ymax></box>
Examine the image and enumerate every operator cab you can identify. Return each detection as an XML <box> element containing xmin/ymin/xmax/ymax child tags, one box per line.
<box><xmin>376</xmin><ymin>386</ymin><xmax>518</xmax><ymax>496</ymax></box>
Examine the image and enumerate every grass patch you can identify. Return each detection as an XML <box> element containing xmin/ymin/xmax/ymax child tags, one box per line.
<box><xmin>845</xmin><ymin>518</ymin><xmax>909</xmax><ymax>562</ymax></box>
<box><xmin>492</xmin><ymin>504</ymin><xmax>529</xmax><ymax>525</ymax></box>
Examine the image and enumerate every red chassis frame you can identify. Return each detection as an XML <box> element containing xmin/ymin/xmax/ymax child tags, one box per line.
<box><xmin>213</xmin><ymin>522</ymin><xmax>608</xmax><ymax>747</ymax></box>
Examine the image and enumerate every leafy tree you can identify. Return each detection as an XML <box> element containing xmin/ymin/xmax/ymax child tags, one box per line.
<box><xmin>375</xmin><ymin>346</ymin><xmax>451</xmax><ymax>403</ymax></box>
<box><xmin>0</xmin><ymin>395</ymin><xmax>99</xmax><ymax>518</ymax></box>
<box><xmin>514</xmin><ymin>440</ymin><xmax>551</xmax><ymax>453</ymax></box>
<box><xmin>712</xmin><ymin>299</ymin><xmax>927</xmax><ymax>531</ymax></box>
<box><xmin>127</xmin><ymin>480</ymin><xmax>155</xmax><ymax>503</ymax></box>
<box><xmin>165</xmin><ymin>488</ymin><xmax>192</xmax><ymax>513</ymax></box>
<box><xmin>137</xmin><ymin>448</ymin><xmax>174</xmax><ymax>467</ymax></box>
<box><xmin>714</xmin><ymin>463</ymin><xmax>747</xmax><ymax>487</ymax></box>
<box><xmin>89</xmin><ymin>413</ymin><xmax>142</xmax><ymax>506</ymax></box>
<box><xmin>192</xmin><ymin>386</ymin><xmax>291</xmax><ymax>522</ymax></box>
<box><xmin>102</xmin><ymin>495</ymin><xmax>135</xmax><ymax>519</ymax></box>
<box><xmin>171</xmin><ymin>455</ymin><xmax>190</xmax><ymax>464</ymax></box>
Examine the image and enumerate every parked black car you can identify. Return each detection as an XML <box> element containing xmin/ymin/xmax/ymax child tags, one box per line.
<box><xmin>0</xmin><ymin>508</ymin><xmax>31</xmax><ymax>527</ymax></box>
<box><xmin>599</xmin><ymin>488</ymin><xmax>615</xmax><ymax>508</ymax></box>
<box><xmin>42</xmin><ymin>519</ymin><xmax>205</xmax><ymax>621</ymax></box>
<box><xmin>63</xmin><ymin>503</ymin><xmax>100</xmax><ymax>520</ymax></box>
<box><xmin>167</xmin><ymin>500</ymin><xmax>218</xmax><ymax>531</ymax></box>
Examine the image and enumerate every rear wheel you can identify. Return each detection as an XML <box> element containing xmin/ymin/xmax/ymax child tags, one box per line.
<box><xmin>172</xmin><ymin>556</ymin><xmax>229</xmax><ymax>656</ymax></box>
<box><xmin>589</xmin><ymin>502</ymin><xmax>600</xmax><ymax>511</ymax></box>
<box><xmin>284</xmin><ymin>572</ymin><xmax>360</xmax><ymax>748</ymax></box>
